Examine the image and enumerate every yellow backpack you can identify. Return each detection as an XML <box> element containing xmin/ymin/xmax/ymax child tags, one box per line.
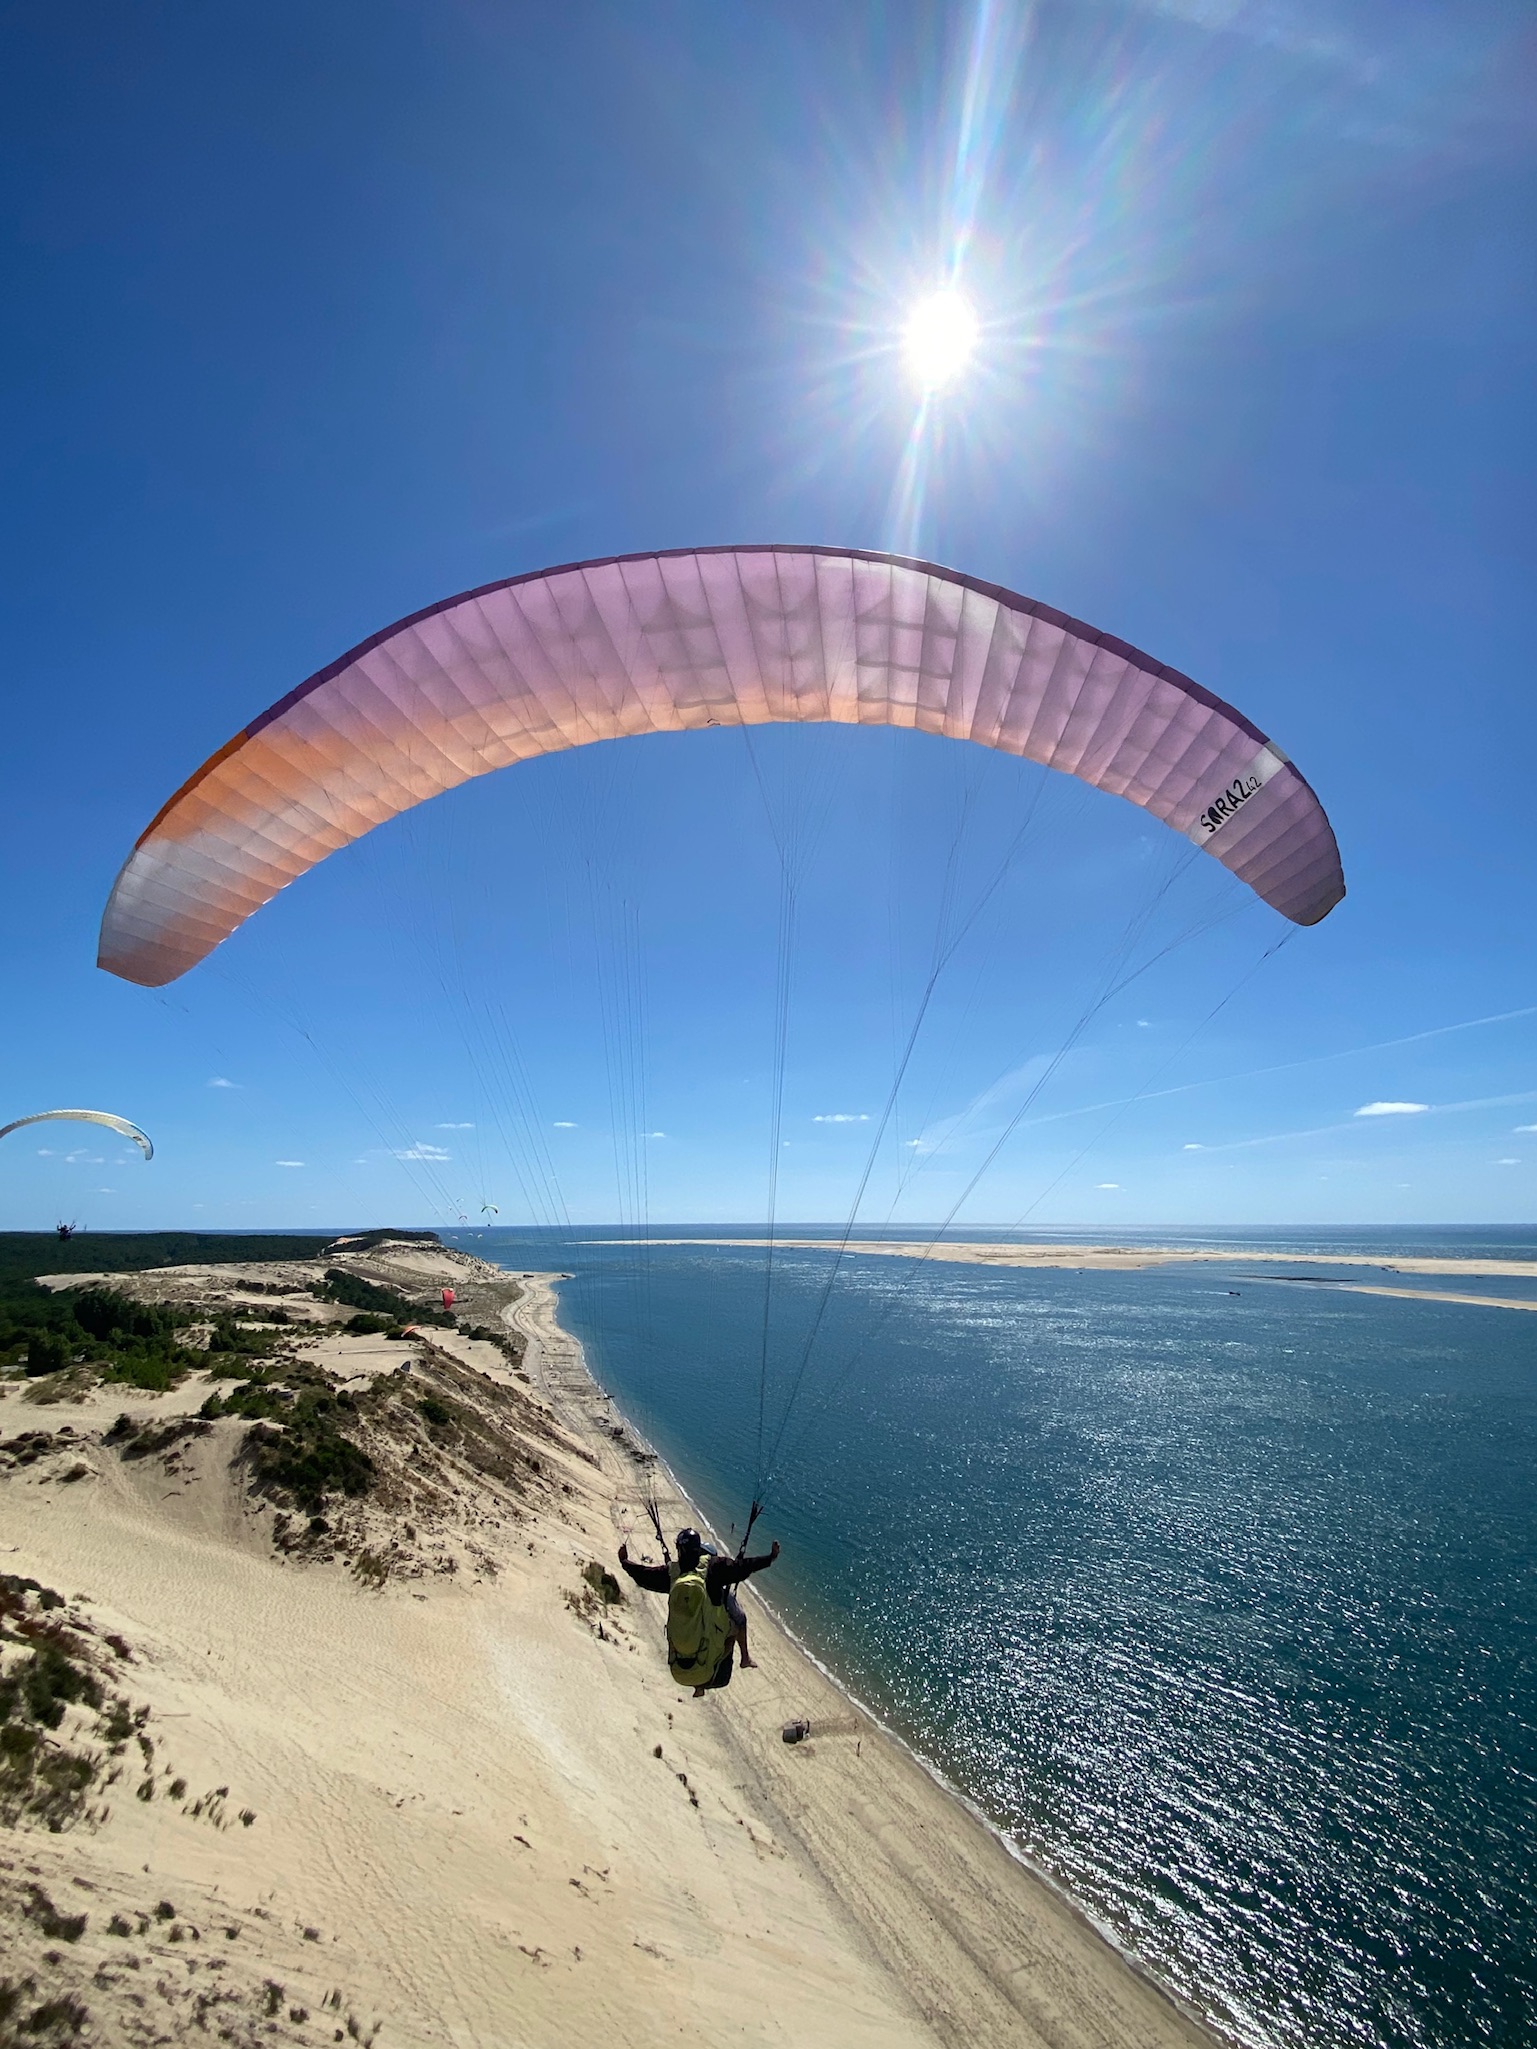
<box><xmin>666</xmin><ymin>1556</ymin><xmax>731</xmax><ymax>1689</ymax></box>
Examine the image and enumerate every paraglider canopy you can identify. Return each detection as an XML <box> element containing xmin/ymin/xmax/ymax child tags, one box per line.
<box><xmin>0</xmin><ymin>1109</ymin><xmax>153</xmax><ymax>1161</ymax></box>
<box><xmin>98</xmin><ymin>545</ymin><xmax>1343</xmax><ymax>988</ymax></box>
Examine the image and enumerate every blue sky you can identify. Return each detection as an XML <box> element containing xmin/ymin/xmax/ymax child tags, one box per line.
<box><xmin>2</xmin><ymin>0</ymin><xmax>1533</xmax><ymax>1232</ymax></box>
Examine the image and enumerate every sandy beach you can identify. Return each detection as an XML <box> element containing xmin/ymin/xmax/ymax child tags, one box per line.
<box><xmin>610</xmin><ymin>1239</ymin><xmax>1537</xmax><ymax>1311</ymax></box>
<box><xmin>1</xmin><ymin>1237</ymin><xmax>1214</xmax><ymax>2048</ymax></box>
<box><xmin>616</xmin><ymin>1237</ymin><xmax>1537</xmax><ymax>1278</ymax></box>
<box><xmin>1239</xmin><ymin>1277</ymin><xmax>1537</xmax><ymax>1312</ymax></box>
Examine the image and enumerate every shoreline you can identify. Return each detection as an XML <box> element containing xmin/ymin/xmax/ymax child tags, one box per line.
<box><xmin>504</xmin><ymin>1264</ymin><xmax>1222</xmax><ymax>2049</ymax></box>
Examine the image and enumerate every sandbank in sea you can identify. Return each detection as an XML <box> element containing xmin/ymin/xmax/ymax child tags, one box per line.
<box><xmin>613</xmin><ymin>1237</ymin><xmax>1537</xmax><ymax>1312</ymax></box>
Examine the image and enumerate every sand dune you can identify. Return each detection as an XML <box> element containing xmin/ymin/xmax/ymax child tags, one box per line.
<box><xmin>2</xmin><ymin>1241</ymin><xmax>1213</xmax><ymax>2047</ymax></box>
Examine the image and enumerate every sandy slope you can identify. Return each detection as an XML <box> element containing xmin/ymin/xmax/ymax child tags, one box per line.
<box><xmin>2</xmin><ymin>1244</ymin><xmax>1213</xmax><ymax>2049</ymax></box>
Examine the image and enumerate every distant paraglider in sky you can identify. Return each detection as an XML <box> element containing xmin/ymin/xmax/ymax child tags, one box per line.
<box><xmin>0</xmin><ymin>1109</ymin><xmax>154</xmax><ymax>1161</ymax></box>
<box><xmin>97</xmin><ymin>545</ymin><xmax>1344</xmax><ymax>988</ymax></box>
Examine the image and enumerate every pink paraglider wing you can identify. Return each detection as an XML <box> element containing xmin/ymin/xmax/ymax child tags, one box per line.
<box><xmin>99</xmin><ymin>546</ymin><xmax>1343</xmax><ymax>987</ymax></box>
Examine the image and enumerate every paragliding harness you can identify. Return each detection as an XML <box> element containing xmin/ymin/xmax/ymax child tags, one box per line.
<box><xmin>645</xmin><ymin>1493</ymin><xmax>736</xmax><ymax>1691</ymax></box>
<box><xmin>665</xmin><ymin>1554</ymin><xmax>732</xmax><ymax>1690</ymax></box>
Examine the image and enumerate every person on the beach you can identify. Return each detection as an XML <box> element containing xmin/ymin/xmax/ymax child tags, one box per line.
<box><xmin>617</xmin><ymin>1527</ymin><xmax>779</xmax><ymax>1696</ymax></box>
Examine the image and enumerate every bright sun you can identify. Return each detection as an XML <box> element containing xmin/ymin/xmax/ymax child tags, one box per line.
<box><xmin>902</xmin><ymin>290</ymin><xmax>978</xmax><ymax>391</ymax></box>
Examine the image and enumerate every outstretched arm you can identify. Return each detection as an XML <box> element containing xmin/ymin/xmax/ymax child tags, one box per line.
<box><xmin>717</xmin><ymin>1541</ymin><xmax>780</xmax><ymax>1588</ymax></box>
<box><xmin>617</xmin><ymin>1541</ymin><xmax>670</xmax><ymax>1594</ymax></box>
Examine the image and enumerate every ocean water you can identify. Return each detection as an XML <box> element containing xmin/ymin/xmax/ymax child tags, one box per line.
<box><xmin>452</xmin><ymin>1227</ymin><xmax>1537</xmax><ymax>2049</ymax></box>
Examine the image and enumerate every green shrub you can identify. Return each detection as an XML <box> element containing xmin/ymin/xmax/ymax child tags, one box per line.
<box><xmin>206</xmin><ymin>1313</ymin><xmax>282</xmax><ymax>1359</ymax></box>
<box><xmin>318</xmin><ymin>1269</ymin><xmax>454</xmax><ymax>1325</ymax></box>
<box><xmin>232</xmin><ymin>1374</ymin><xmax>378</xmax><ymax>1516</ymax></box>
<box><xmin>581</xmin><ymin>1560</ymin><xmax>625</xmax><ymax>1606</ymax></box>
<box><xmin>200</xmin><ymin>1373</ymin><xmax>289</xmax><ymax>1422</ymax></box>
<box><xmin>318</xmin><ymin>1270</ymin><xmax>414</xmax><ymax>1317</ymax></box>
<box><xmin>0</xmin><ymin>1583</ymin><xmax>123</xmax><ymax>1833</ymax></box>
<box><xmin>249</xmin><ymin>1425</ymin><xmax>375</xmax><ymax>1516</ymax></box>
<box><xmin>104</xmin><ymin>1353</ymin><xmax>180</xmax><ymax>1392</ymax></box>
<box><xmin>23</xmin><ymin>1287</ymin><xmax>199</xmax><ymax>1388</ymax></box>
<box><xmin>25</xmin><ymin>1329</ymin><xmax>71</xmax><ymax>1377</ymax></box>
<box><xmin>16</xmin><ymin>1643</ymin><xmax>103</xmax><ymax>1729</ymax></box>
<box><xmin>106</xmin><ymin>1416</ymin><xmax>212</xmax><ymax>1462</ymax></box>
<box><xmin>0</xmin><ymin>1239</ymin><xmax>336</xmax><ymax>1394</ymax></box>
<box><xmin>23</xmin><ymin>1884</ymin><xmax>87</xmax><ymax>1943</ymax></box>
<box><xmin>71</xmin><ymin>1289</ymin><xmax>178</xmax><ymax>1345</ymax></box>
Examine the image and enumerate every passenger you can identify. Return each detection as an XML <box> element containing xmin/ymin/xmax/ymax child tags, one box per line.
<box><xmin>716</xmin><ymin>1561</ymin><xmax>756</xmax><ymax>1669</ymax></box>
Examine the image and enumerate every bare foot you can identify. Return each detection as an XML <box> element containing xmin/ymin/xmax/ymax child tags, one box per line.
<box><xmin>739</xmin><ymin>1653</ymin><xmax>757</xmax><ymax>1668</ymax></box>
<box><xmin>692</xmin><ymin>1686</ymin><xmax>707</xmax><ymax>1698</ymax></box>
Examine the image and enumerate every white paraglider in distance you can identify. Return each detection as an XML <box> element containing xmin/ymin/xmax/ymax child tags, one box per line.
<box><xmin>0</xmin><ymin>1109</ymin><xmax>154</xmax><ymax>1161</ymax></box>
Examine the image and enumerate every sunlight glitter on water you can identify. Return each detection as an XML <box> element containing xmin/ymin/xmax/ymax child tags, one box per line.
<box><xmin>462</xmin><ymin>1228</ymin><xmax>1537</xmax><ymax>2049</ymax></box>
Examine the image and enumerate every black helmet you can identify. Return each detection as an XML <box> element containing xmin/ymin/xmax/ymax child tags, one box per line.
<box><xmin>675</xmin><ymin>1527</ymin><xmax>703</xmax><ymax>1563</ymax></box>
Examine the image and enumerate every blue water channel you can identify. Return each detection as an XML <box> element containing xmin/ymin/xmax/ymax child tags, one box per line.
<box><xmin>451</xmin><ymin>1226</ymin><xmax>1537</xmax><ymax>2049</ymax></box>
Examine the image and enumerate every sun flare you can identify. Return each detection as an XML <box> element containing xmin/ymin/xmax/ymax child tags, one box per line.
<box><xmin>902</xmin><ymin>290</ymin><xmax>978</xmax><ymax>391</ymax></box>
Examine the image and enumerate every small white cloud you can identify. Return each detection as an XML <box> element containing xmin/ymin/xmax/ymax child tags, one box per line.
<box><xmin>813</xmin><ymin>1113</ymin><xmax>869</xmax><ymax>1123</ymax></box>
<box><xmin>275</xmin><ymin>1159</ymin><xmax>305</xmax><ymax>1168</ymax></box>
<box><xmin>36</xmin><ymin>1148</ymin><xmax>55</xmax><ymax>1157</ymax></box>
<box><xmin>646</xmin><ymin>1131</ymin><xmax>666</xmax><ymax>1140</ymax></box>
<box><xmin>1182</xmin><ymin>1143</ymin><xmax>1203</xmax><ymax>1151</ymax></box>
<box><xmin>1516</xmin><ymin>1124</ymin><xmax>1537</xmax><ymax>1134</ymax></box>
<box><xmin>552</xmin><ymin>1121</ymin><xmax>578</xmax><ymax>1129</ymax></box>
<box><xmin>1495</xmin><ymin>1158</ymin><xmax>1521</xmax><ymax>1167</ymax></box>
<box><xmin>207</xmin><ymin>1076</ymin><xmax>240</xmax><ymax>1089</ymax></box>
<box><xmin>1136</xmin><ymin>1019</ymin><xmax>1152</xmax><ymax>1028</ymax></box>
<box><xmin>435</xmin><ymin>1121</ymin><xmax>475</xmax><ymax>1129</ymax></box>
<box><xmin>904</xmin><ymin>1137</ymin><xmax>923</xmax><ymax>1148</ymax></box>
<box><xmin>393</xmin><ymin>1143</ymin><xmax>450</xmax><ymax>1162</ymax></box>
<box><xmin>1354</xmin><ymin>1101</ymin><xmax>1429</xmax><ymax>1117</ymax></box>
<box><xmin>1096</xmin><ymin>1182</ymin><xmax>1121</xmax><ymax>1190</ymax></box>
